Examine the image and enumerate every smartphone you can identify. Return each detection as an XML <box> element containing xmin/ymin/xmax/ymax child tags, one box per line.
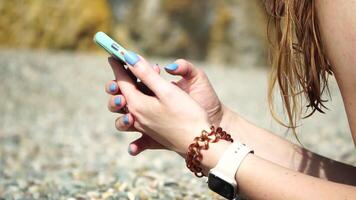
<box><xmin>93</xmin><ymin>31</ymin><xmax>153</xmax><ymax>95</ymax></box>
<box><xmin>93</xmin><ymin>31</ymin><xmax>128</xmax><ymax>64</ymax></box>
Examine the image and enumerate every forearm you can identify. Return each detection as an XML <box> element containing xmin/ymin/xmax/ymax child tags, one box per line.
<box><xmin>237</xmin><ymin>153</ymin><xmax>356</xmax><ymax>200</ymax></box>
<box><xmin>220</xmin><ymin>106</ymin><xmax>356</xmax><ymax>185</ymax></box>
<box><xmin>199</xmin><ymin>138</ymin><xmax>356</xmax><ymax>199</ymax></box>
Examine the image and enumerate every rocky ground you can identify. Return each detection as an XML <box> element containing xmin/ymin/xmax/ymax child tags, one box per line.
<box><xmin>0</xmin><ymin>49</ymin><xmax>355</xmax><ymax>200</ymax></box>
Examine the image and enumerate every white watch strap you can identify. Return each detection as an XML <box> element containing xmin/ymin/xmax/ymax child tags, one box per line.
<box><xmin>211</xmin><ymin>141</ymin><xmax>253</xmax><ymax>184</ymax></box>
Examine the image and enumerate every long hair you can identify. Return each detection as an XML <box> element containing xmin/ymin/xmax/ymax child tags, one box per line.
<box><xmin>265</xmin><ymin>0</ymin><xmax>333</xmax><ymax>135</ymax></box>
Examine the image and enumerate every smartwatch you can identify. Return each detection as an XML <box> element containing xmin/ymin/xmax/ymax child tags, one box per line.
<box><xmin>208</xmin><ymin>142</ymin><xmax>253</xmax><ymax>199</ymax></box>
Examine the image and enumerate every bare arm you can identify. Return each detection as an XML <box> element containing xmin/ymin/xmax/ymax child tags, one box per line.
<box><xmin>237</xmin><ymin>153</ymin><xmax>356</xmax><ymax>200</ymax></box>
<box><xmin>220</xmin><ymin>109</ymin><xmax>356</xmax><ymax>185</ymax></box>
<box><xmin>316</xmin><ymin>0</ymin><xmax>356</xmax><ymax>144</ymax></box>
<box><xmin>215</xmin><ymin>0</ymin><xmax>356</xmax><ymax>186</ymax></box>
<box><xmin>200</xmin><ymin>137</ymin><xmax>356</xmax><ymax>200</ymax></box>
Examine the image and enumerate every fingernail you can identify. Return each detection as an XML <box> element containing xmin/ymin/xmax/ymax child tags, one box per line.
<box><xmin>114</xmin><ymin>96</ymin><xmax>121</xmax><ymax>106</ymax></box>
<box><xmin>124</xmin><ymin>51</ymin><xmax>140</xmax><ymax>65</ymax></box>
<box><xmin>123</xmin><ymin>115</ymin><xmax>130</xmax><ymax>125</ymax></box>
<box><xmin>164</xmin><ymin>63</ymin><xmax>178</xmax><ymax>71</ymax></box>
<box><xmin>128</xmin><ymin>145</ymin><xmax>133</xmax><ymax>155</ymax></box>
<box><xmin>109</xmin><ymin>83</ymin><xmax>117</xmax><ymax>92</ymax></box>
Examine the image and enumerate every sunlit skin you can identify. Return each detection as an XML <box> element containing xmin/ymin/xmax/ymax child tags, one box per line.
<box><xmin>104</xmin><ymin>0</ymin><xmax>356</xmax><ymax>199</ymax></box>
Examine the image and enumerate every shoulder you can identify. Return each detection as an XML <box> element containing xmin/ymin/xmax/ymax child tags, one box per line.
<box><xmin>316</xmin><ymin>0</ymin><xmax>356</xmax><ymax>144</ymax></box>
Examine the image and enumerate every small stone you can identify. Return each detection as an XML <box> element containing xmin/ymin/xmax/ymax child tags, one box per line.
<box><xmin>75</xmin><ymin>194</ymin><xmax>87</xmax><ymax>200</ymax></box>
<box><xmin>163</xmin><ymin>181</ymin><xmax>179</xmax><ymax>187</ymax></box>
<box><xmin>101</xmin><ymin>188</ymin><xmax>115</xmax><ymax>199</ymax></box>
<box><xmin>107</xmin><ymin>188</ymin><xmax>115</xmax><ymax>193</ymax></box>
<box><xmin>137</xmin><ymin>191</ymin><xmax>149</xmax><ymax>200</ymax></box>
<box><xmin>12</xmin><ymin>193</ymin><xmax>23</xmax><ymax>200</ymax></box>
<box><xmin>7</xmin><ymin>185</ymin><xmax>19</xmax><ymax>193</ymax></box>
<box><xmin>28</xmin><ymin>185</ymin><xmax>39</xmax><ymax>193</ymax></box>
<box><xmin>127</xmin><ymin>192</ymin><xmax>135</xmax><ymax>200</ymax></box>
<box><xmin>118</xmin><ymin>182</ymin><xmax>128</xmax><ymax>192</ymax></box>
<box><xmin>86</xmin><ymin>191</ymin><xmax>100</xmax><ymax>198</ymax></box>
<box><xmin>113</xmin><ymin>192</ymin><xmax>129</xmax><ymax>200</ymax></box>
<box><xmin>32</xmin><ymin>192</ymin><xmax>40</xmax><ymax>199</ymax></box>
<box><xmin>17</xmin><ymin>179</ymin><xmax>28</xmax><ymax>190</ymax></box>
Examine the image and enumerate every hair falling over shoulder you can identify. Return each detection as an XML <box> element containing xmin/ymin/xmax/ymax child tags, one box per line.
<box><xmin>264</xmin><ymin>0</ymin><xmax>333</xmax><ymax>135</ymax></box>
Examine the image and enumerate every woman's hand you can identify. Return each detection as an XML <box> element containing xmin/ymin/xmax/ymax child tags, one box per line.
<box><xmin>107</xmin><ymin>52</ymin><xmax>211</xmax><ymax>154</ymax></box>
<box><xmin>106</xmin><ymin>58</ymin><xmax>231</xmax><ymax>155</ymax></box>
<box><xmin>164</xmin><ymin>59</ymin><xmax>225</xmax><ymax>126</ymax></box>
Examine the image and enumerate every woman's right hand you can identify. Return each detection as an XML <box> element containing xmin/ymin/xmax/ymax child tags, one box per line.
<box><xmin>105</xmin><ymin>59</ymin><xmax>229</xmax><ymax>155</ymax></box>
<box><xmin>164</xmin><ymin>59</ymin><xmax>226</xmax><ymax>126</ymax></box>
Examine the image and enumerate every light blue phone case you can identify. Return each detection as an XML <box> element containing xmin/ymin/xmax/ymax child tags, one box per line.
<box><xmin>93</xmin><ymin>31</ymin><xmax>128</xmax><ymax>62</ymax></box>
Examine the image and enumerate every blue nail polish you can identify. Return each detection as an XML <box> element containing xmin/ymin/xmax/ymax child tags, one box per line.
<box><xmin>124</xmin><ymin>51</ymin><xmax>140</xmax><ymax>65</ymax></box>
<box><xmin>114</xmin><ymin>96</ymin><xmax>121</xmax><ymax>106</ymax></box>
<box><xmin>109</xmin><ymin>83</ymin><xmax>117</xmax><ymax>92</ymax></box>
<box><xmin>164</xmin><ymin>63</ymin><xmax>179</xmax><ymax>71</ymax></box>
<box><xmin>123</xmin><ymin>115</ymin><xmax>129</xmax><ymax>125</ymax></box>
<box><xmin>128</xmin><ymin>146</ymin><xmax>133</xmax><ymax>155</ymax></box>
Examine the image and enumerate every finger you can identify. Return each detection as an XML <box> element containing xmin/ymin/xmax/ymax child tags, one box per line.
<box><xmin>105</xmin><ymin>80</ymin><xmax>120</xmax><ymax>95</ymax></box>
<box><xmin>164</xmin><ymin>59</ymin><xmax>201</xmax><ymax>81</ymax></box>
<box><xmin>108</xmin><ymin>57</ymin><xmax>144</xmax><ymax>101</ymax></box>
<box><xmin>170</xmin><ymin>81</ymin><xmax>178</xmax><ymax>86</ymax></box>
<box><xmin>136</xmin><ymin>64</ymin><xmax>160</xmax><ymax>96</ymax></box>
<box><xmin>116</xmin><ymin>106</ymin><xmax>129</xmax><ymax>114</ymax></box>
<box><xmin>108</xmin><ymin>95</ymin><xmax>126</xmax><ymax>112</ymax></box>
<box><xmin>128</xmin><ymin>135</ymin><xmax>165</xmax><ymax>156</ymax></box>
<box><xmin>115</xmin><ymin>113</ymin><xmax>133</xmax><ymax>131</ymax></box>
<box><xmin>123</xmin><ymin>51</ymin><xmax>171</xmax><ymax>98</ymax></box>
<box><xmin>127</xmin><ymin>64</ymin><xmax>160</xmax><ymax>82</ymax></box>
<box><xmin>119</xmin><ymin>126</ymin><xmax>138</xmax><ymax>132</ymax></box>
<box><xmin>108</xmin><ymin>95</ymin><xmax>127</xmax><ymax>113</ymax></box>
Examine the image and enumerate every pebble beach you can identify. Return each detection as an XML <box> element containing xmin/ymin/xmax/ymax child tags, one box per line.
<box><xmin>0</xmin><ymin>49</ymin><xmax>355</xmax><ymax>200</ymax></box>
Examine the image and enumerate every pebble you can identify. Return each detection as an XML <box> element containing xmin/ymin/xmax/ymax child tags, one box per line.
<box><xmin>117</xmin><ymin>182</ymin><xmax>128</xmax><ymax>192</ymax></box>
<box><xmin>16</xmin><ymin>179</ymin><xmax>28</xmax><ymax>190</ymax></box>
<box><xmin>101</xmin><ymin>188</ymin><xmax>114</xmax><ymax>199</ymax></box>
<box><xmin>127</xmin><ymin>192</ymin><xmax>135</xmax><ymax>200</ymax></box>
<box><xmin>114</xmin><ymin>192</ymin><xmax>129</xmax><ymax>200</ymax></box>
<box><xmin>86</xmin><ymin>191</ymin><xmax>100</xmax><ymax>198</ymax></box>
<box><xmin>32</xmin><ymin>192</ymin><xmax>40</xmax><ymax>199</ymax></box>
<box><xmin>163</xmin><ymin>181</ymin><xmax>179</xmax><ymax>187</ymax></box>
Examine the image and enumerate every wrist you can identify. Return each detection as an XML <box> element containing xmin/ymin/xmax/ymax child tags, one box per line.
<box><xmin>219</xmin><ymin>106</ymin><xmax>248</xmax><ymax>143</ymax></box>
<box><xmin>200</xmin><ymin>140</ymin><xmax>231</xmax><ymax>175</ymax></box>
<box><xmin>184</xmin><ymin>124</ymin><xmax>234</xmax><ymax>177</ymax></box>
<box><xmin>219</xmin><ymin>105</ymin><xmax>235</xmax><ymax>128</ymax></box>
<box><xmin>219</xmin><ymin>105</ymin><xmax>237</xmax><ymax>136</ymax></box>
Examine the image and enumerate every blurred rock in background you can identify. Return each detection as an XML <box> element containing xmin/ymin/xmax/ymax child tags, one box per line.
<box><xmin>0</xmin><ymin>0</ymin><xmax>268</xmax><ymax>66</ymax></box>
<box><xmin>0</xmin><ymin>0</ymin><xmax>112</xmax><ymax>50</ymax></box>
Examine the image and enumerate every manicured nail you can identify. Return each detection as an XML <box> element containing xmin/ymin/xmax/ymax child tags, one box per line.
<box><xmin>164</xmin><ymin>63</ymin><xmax>178</xmax><ymax>71</ymax></box>
<box><xmin>123</xmin><ymin>115</ymin><xmax>130</xmax><ymax>125</ymax></box>
<box><xmin>114</xmin><ymin>96</ymin><xmax>121</xmax><ymax>106</ymax></box>
<box><xmin>109</xmin><ymin>83</ymin><xmax>117</xmax><ymax>92</ymax></box>
<box><xmin>124</xmin><ymin>51</ymin><xmax>140</xmax><ymax>65</ymax></box>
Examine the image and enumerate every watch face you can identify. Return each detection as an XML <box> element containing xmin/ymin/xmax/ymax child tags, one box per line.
<box><xmin>208</xmin><ymin>173</ymin><xmax>235</xmax><ymax>199</ymax></box>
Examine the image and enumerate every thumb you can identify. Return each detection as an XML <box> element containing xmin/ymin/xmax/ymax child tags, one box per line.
<box><xmin>123</xmin><ymin>51</ymin><xmax>171</xmax><ymax>98</ymax></box>
<box><xmin>128</xmin><ymin>135</ymin><xmax>165</xmax><ymax>156</ymax></box>
<box><xmin>164</xmin><ymin>59</ymin><xmax>201</xmax><ymax>81</ymax></box>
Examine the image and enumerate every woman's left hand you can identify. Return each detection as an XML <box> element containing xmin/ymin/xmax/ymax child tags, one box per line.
<box><xmin>108</xmin><ymin>52</ymin><xmax>211</xmax><ymax>154</ymax></box>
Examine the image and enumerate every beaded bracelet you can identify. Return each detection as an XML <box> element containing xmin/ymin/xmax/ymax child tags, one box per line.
<box><xmin>185</xmin><ymin>126</ymin><xmax>233</xmax><ymax>177</ymax></box>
